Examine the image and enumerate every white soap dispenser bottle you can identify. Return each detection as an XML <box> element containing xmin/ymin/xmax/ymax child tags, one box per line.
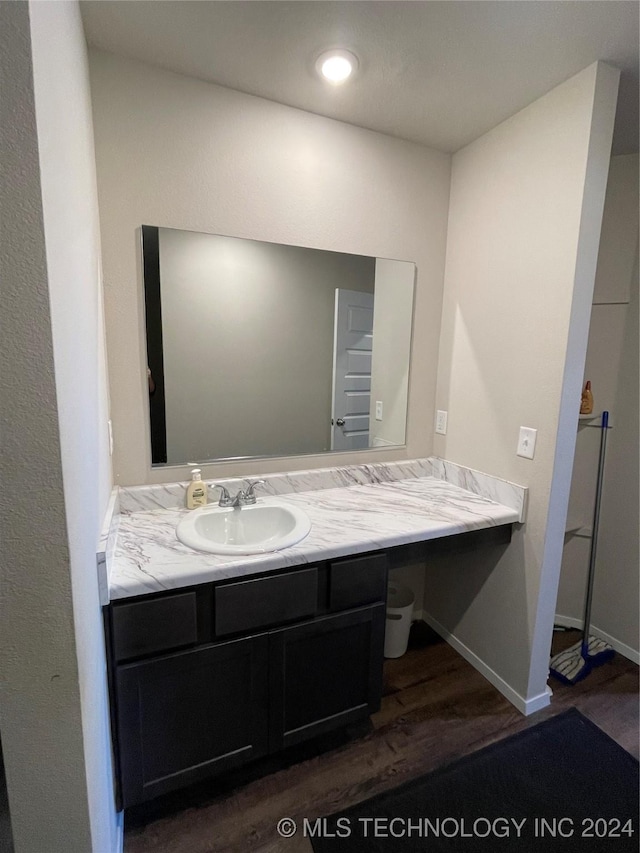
<box><xmin>186</xmin><ymin>468</ymin><xmax>207</xmax><ymax>509</ymax></box>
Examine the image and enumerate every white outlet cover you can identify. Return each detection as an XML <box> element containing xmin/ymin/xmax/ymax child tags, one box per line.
<box><xmin>435</xmin><ymin>410</ymin><xmax>448</xmax><ymax>435</ymax></box>
<box><xmin>517</xmin><ymin>426</ymin><xmax>537</xmax><ymax>459</ymax></box>
<box><xmin>375</xmin><ymin>401</ymin><xmax>383</xmax><ymax>421</ymax></box>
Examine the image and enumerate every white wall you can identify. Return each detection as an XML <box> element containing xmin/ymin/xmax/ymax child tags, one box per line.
<box><xmin>88</xmin><ymin>50</ymin><xmax>451</xmax><ymax>485</ymax></box>
<box><xmin>429</xmin><ymin>63</ymin><xmax>619</xmax><ymax>711</ymax></box>
<box><xmin>0</xmin><ymin>2</ymin><xmax>118</xmax><ymax>851</ymax></box>
<box><xmin>556</xmin><ymin>154</ymin><xmax>639</xmax><ymax>662</ymax></box>
<box><xmin>158</xmin><ymin>228</ymin><xmax>374</xmax><ymax>462</ymax></box>
<box><xmin>369</xmin><ymin>258</ymin><xmax>415</xmax><ymax>446</ymax></box>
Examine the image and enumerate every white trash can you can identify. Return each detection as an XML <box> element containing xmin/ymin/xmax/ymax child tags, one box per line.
<box><xmin>384</xmin><ymin>583</ymin><xmax>415</xmax><ymax>658</ymax></box>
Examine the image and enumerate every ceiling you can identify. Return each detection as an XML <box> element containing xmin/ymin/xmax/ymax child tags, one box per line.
<box><xmin>81</xmin><ymin>1</ymin><xmax>639</xmax><ymax>154</ymax></box>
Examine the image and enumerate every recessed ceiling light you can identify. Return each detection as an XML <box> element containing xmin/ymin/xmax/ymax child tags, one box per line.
<box><xmin>316</xmin><ymin>49</ymin><xmax>359</xmax><ymax>85</ymax></box>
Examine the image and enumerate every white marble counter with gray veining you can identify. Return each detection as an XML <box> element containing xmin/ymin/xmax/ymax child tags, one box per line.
<box><xmin>107</xmin><ymin>459</ymin><xmax>525</xmax><ymax>601</ymax></box>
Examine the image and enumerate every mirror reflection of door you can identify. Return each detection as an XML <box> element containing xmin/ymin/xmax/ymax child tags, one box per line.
<box><xmin>141</xmin><ymin>224</ymin><xmax>414</xmax><ymax>465</ymax></box>
<box><xmin>331</xmin><ymin>289</ymin><xmax>374</xmax><ymax>450</ymax></box>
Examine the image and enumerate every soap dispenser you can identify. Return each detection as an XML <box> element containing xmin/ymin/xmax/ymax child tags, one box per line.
<box><xmin>580</xmin><ymin>380</ymin><xmax>594</xmax><ymax>415</ymax></box>
<box><xmin>186</xmin><ymin>468</ymin><xmax>207</xmax><ymax>509</ymax></box>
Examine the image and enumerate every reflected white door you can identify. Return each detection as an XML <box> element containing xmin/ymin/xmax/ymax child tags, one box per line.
<box><xmin>331</xmin><ymin>289</ymin><xmax>374</xmax><ymax>450</ymax></box>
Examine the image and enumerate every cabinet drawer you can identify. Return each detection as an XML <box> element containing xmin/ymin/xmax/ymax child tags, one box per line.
<box><xmin>111</xmin><ymin>591</ymin><xmax>199</xmax><ymax>662</ymax></box>
<box><xmin>215</xmin><ymin>569</ymin><xmax>318</xmax><ymax>636</ymax></box>
<box><xmin>329</xmin><ymin>553</ymin><xmax>387</xmax><ymax>611</ymax></box>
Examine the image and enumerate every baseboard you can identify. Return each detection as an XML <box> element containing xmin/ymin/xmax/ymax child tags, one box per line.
<box><xmin>554</xmin><ymin>614</ymin><xmax>586</xmax><ymax>630</ymax></box>
<box><xmin>554</xmin><ymin>614</ymin><xmax>640</xmax><ymax>665</ymax></box>
<box><xmin>420</xmin><ymin>613</ymin><xmax>551</xmax><ymax>717</ymax></box>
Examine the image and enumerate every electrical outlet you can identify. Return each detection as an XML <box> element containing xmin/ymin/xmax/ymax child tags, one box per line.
<box><xmin>435</xmin><ymin>410</ymin><xmax>448</xmax><ymax>435</ymax></box>
<box><xmin>108</xmin><ymin>419</ymin><xmax>114</xmax><ymax>456</ymax></box>
<box><xmin>375</xmin><ymin>401</ymin><xmax>383</xmax><ymax>421</ymax></box>
<box><xmin>517</xmin><ymin>426</ymin><xmax>537</xmax><ymax>460</ymax></box>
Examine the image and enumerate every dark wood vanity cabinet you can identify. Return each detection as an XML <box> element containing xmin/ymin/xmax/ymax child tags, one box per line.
<box><xmin>106</xmin><ymin>552</ymin><xmax>388</xmax><ymax>807</ymax></box>
<box><xmin>115</xmin><ymin>634</ymin><xmax>270</xmax><ymax>807</ymax></box>
<box><xmin>269</xmin><ymin>604</ymin><xmax>385</xmax><ymax>751</ymax></box>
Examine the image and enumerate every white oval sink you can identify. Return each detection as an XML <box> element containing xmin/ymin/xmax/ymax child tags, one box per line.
<box><xmin>176</xmin><ymin>498</ymin><xmax>311</xmax><ymax>555</ymax></box>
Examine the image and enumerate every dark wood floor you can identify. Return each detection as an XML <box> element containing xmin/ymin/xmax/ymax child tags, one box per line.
<box><xmin>0</xmin><ymin>740</ymin><xmax>13</xmax><ymax>853</ymax></box>
<box><xmin>124</xmin><ymin>626</ymin><xmax>639</xmax><ymax>853</ymax></box>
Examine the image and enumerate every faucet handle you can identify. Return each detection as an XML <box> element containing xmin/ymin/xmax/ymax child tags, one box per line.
<box><xmin>241</xmin><ymin>479</ymin><xmax>265</xmax><ymax>504</ymax></box>
<box><xmin>212</xmin><ymin>483</ymin><xmax>233</xmax><ymax>506</ymax></box>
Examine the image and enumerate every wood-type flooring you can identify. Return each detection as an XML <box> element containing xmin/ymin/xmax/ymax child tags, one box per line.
<box><xmin>124</xmin><ymin>625</ymin><xmax>639</xmax><ymax>853</ymax></box>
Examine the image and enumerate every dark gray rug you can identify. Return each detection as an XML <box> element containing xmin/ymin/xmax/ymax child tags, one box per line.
<box><xmin>311</xmin><ymin>709</ymin><xmax>639</xmax><ymax>851</ymax></box>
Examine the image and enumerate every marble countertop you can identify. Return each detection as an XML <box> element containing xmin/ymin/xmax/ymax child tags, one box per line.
<box><xmin>108</xmin><ymin>474</ymin><xmax>521</xmax><ymax>600</ymax></box>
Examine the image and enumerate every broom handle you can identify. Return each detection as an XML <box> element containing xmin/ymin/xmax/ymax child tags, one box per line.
<box><xmin>582</xmin><ymin>411</ymin><xmax>609</xmax><ymax>652</ymax></box>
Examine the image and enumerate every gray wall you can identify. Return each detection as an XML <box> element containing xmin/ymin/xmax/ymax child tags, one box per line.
<box><xmin>556</xmin><ymin>154</ymin><xmax>639</xmax><ymax>661</ymax></box>
<box><xmin>89</xmin><ymin>49</ymin><xmax>452</xmax><ymax>485</ymax></box>
<box><xmin>158</xmin><ymin>228</ymin><xmax>374</xmax><ymax>462</ymax></box>
<box><xmin>429</xmin><ymin>63</ymin><xmax>619</xmax><ymax>711</ymax></box>
<box><xmin>0</xmin><ymin>2</ymin><xmax>118</xmax><ymax>851</ymax></box>
<box><xmin>369</xmin><ymin>258</ymin><xmax>415</xmax><ymax>446</ymax></box>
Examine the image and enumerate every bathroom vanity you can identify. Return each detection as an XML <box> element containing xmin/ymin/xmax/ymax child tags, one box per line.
<box><xmin>107</xmin><ymin>551</ymin><xmax>387</xmax><ymax>807</ymax></box>
<box><xmin>101</xmin><ymin>458</ymin><xmax>526</xmax><ymax>808</ymax></box>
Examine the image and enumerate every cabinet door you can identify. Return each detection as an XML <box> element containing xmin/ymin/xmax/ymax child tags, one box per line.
<box><xmin>116</xmin><ymin>634</ymin><xmax>269</xmax><ymax>807</ymax></box>
<box><xmin>269</xmin><ymin>604</ymin><xmax>385</xmax><ymax>751</ymax></box>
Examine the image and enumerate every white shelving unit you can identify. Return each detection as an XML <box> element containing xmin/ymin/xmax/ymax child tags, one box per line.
<box><xmin>565</xmin><ymin>412</ymin><xmax>611</xmax><ymax>539</ymax></box>
<box><xmin>578</xmin><ymin>412</ymin><xmax>612</xmax><ymax>427</ymax></box>
<box><xmin>556</xmin><ymin>154</ymin><xmax>638</xmax><ymax>661</ymax></box>
<box><xmin>564</xmin><ymin>520</ymin><xmax>593</xmax><ymax>539</ymax></box>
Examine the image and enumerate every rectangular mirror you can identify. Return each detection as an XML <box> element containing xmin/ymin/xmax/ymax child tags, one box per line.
<box><xmin>142</xmin><ymin>225</ymin><xmax>415</xmax><ymax>466</ymax></box>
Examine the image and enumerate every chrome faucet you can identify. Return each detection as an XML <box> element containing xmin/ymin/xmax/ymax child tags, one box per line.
<box><xmin>212</xmin><ymin>479</ymin><xmax>266</xmax><ymax>508</ymax></box>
